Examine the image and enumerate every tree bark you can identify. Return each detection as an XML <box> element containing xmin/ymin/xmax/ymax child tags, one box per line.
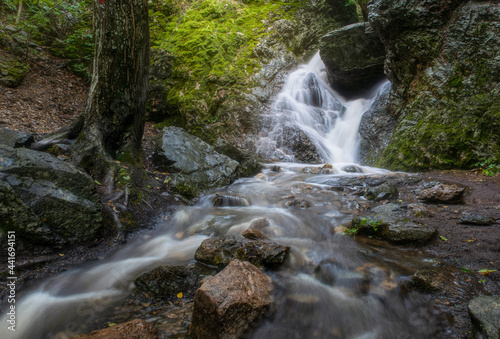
<box><xmin>72</xmin><ymin>0</ymin><xmax>150</xmax><ymax>176</ymax></box>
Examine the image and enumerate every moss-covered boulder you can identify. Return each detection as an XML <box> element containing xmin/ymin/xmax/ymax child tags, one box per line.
<box><xmin>148</xmin><ymin>0</ymin><xmax>358</xmax><ymax>145</ymax></box>
<box><xmin>319</xmin><ymin>22</ymin><xmax>386</xmax><ymax>97</ymax></box>
<box><xmin>0</xmin><ymin>53</ymin><xmax>29</xmax><ymax>88</ymax></box>
<box><xmin>0</xmin><ymin>145</ymin><xmax>103</xmax><ymax>247</ymax></box>
<box><xmin>368</xmin><ymin>0</ymin><xmax>500</xmax><ymax>170</ymax></box>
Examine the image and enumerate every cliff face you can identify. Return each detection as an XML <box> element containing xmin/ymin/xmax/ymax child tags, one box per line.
<box><xmin>367</xmin><ymin>0</ymin><xmax>500</xmax><ymax>170</ymax></box>
<box><xmin>147</xmin><ymin>0</ymin><xmax>358</xmax><ymax>146</ymax></box>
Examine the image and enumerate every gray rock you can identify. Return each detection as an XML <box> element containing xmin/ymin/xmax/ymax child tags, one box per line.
<box><xmin>0</xmin><ymin>145</ymin><xmax>102</xmax><ymax>246</ymax></box>
<box><xmin>364</xmin><ymin>182</ymin><xmax>398</xmax><ymax>201</ymax></box>
<box><xmin>213</xmin><ymin>139</ymin><xmax>262</xmax><ymax>177</ymax></box>
<box><xmin>190</xmin><ymin>259</ymin><xmax>273</xmax><ymax>339</ymax></box>
<box><xmin>134</xmin><ymin>264</ymin><xmax>216</xmax><ymax>300</ymax></box>
<box><xmin>468</xmin><ymin>295</ymin><xmax>500</xmax><ymax>339</ymax></box>
<box><xmin>352</xmin><ymin>203</ymin><xmax>436</xmax><ymax>244</ymax></box>
<box><xmin>153</xmin><ymin>127</ymin><xmax>240</xmax><ymax>193</ymax></box>
<box><xmin>320</xmin><ymin>22</ymin><xmax>386</xmax><ymax>97</ymax></box>
<box><xmin>459</xmin><ymin>212</ymin><xmax>495</xmax><ymax>226</ymax></box>
<box><xmin>358</xmin><ymin>82</ymin><xmax>396</xmax><ymax>165</ymax></box>
<box><xmin>418</xmin><ymin>184</ymin><xmax>465</xmax><ymax>204</ymax></box>
<box><xmin>0</xmin><ymin>128</ymin><xmax>34</xmax><ymax>148</ymax></box>
<box><xmin>194</xmin><ymin>235</ymin><xmax>289</xmax><ymax>268</ymax></box>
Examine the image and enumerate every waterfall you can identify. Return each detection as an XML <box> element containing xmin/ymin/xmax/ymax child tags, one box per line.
<box><xmin>257</xmin><ymin>52</ymin><xmax>388</xmax><ymax>165</ymax></box>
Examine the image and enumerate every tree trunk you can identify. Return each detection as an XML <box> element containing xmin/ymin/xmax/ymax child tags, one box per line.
<box><xmin>72</xmin><ymin>0</ymin><xmax>149</xmax><ymax>176</ymax></box>
<box><xmin>15</xmin><ymin>1</ymin><xmax>23</xmax><ymax>24</ymax></box>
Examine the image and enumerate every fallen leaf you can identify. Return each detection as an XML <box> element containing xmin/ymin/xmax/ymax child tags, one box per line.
<box><xmin>177</xmin><ymin>292</ymin><xmax>183</xmax><ymax>298</ymax></box>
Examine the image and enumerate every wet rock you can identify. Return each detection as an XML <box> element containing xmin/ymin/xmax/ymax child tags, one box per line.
<box><xmin>0</xmin><ymin>145</ymin><xmax>102</xmax><ymax>246</ymax></box>
<box><xmin>358</xmin><ymin>82</ymin><xmax>395</xmax><ymax>165</ymax></box>
<box><xmin>302</xmin><ymin>164</ymin><xmax>337</xmax><ymax>175</ymax></box>
<box><xmin>364</xmin><ymin>182</ymin><xmax>398</xmax><ymax>201</ymax></box>
<box><xmin>153</xmin><ymin>127</ymin><xmax>239</xmax><ymax>192</ymax></box>
<box><xmin>352</xmin><ymin>204</ymin><xmax>436</xmax><ymax>244</ymax></box>
<box><xmin>270</xmin><ymin>165</ymin><xmax>282</xmax><ymax>172</ymax></box>
<box><xmin>0</xmin><ymin>128</ymin><xmax>34</xmax><ymax>148</ymax></box>
<box><xmin>286</xmin><ymin>199</ymin><xmax>312</xmax><ymax>209</ymax></box>
<box><xmin>406</xmin><ymin>269</ymin><xmax>446</xmax><ymax>294</ymax></box>
<box><xmin>0</xmin><ymin>54</ymin><xmax>29</xmax><ymax>88</ymax></box>
<box><xmin>320</xmin><ymin>22</ymin><xmax>386</xmax><ymax>97</ymax></box>
<box><xmin>342</xmin><ymin>165</ymin><xmax>362</xmax><ymax>173</ymax></box>
<box><xmin>242</xmin><ymin>228</ymin><xmax>268</xmax><ymax>240</ymax></box>
<box><xmin>194</xmin><ymin>235</ymin><xmax>289</xmax><ymax>268</ymax></box>
<box><xmin>73</xmin><ymin>319</ymin><xmax>158</xmax><ymax>339</ymax></box>
<box><xmin>212</xmin><ymin>193</ymin><xmax>250</xmax><ymax>207</ymax></box>
<box><xmin>134</xmin><ymin>264</ymin><xmax>216</xmax><ymax>300</ymax></box>
<box><xmin>190</xmin><ymin>259</ymin><xmax>273</xmax><ymax>339</ymax></box>
<box><xmin>468</xmin><ymin>295</ymin><xmax>500</xmax><ymax>339</ymax></box>
<box><xmin>314</xmin><ymin>260</ymin><xmax>369</xmax><ymax>294</ymax></box>
<box><xmin>418</xmin><ymin>184</ymin><xmax>465</xmax><ymax>204</ymax></box>
<box><xmin>213</xmin><ymin>139</ymin><xmax>263</xmax><ymax>177</ymax></box>
<box><xmin>459</xmin><ymin>212</ymin><xmax>495</xmax><ymax>226</ymax></box>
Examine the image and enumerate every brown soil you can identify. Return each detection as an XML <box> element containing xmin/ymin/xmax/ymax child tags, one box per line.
<box><xmin>1</xmin><ymin>51</ymin><xmax>499</xmax><ymax>338</ymax></box>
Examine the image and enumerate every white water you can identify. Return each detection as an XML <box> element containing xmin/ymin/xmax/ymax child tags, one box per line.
<box><xmin>257</xmin><ymin>52</ymin><xmax>388</xmax><ymax>167</ymax></box>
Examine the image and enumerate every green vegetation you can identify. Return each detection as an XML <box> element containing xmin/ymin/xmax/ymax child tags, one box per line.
<box><xmin>0</xmin><ymin>0</ymin><xmax>93</xmax><ymax>80</ymax></box>
<box><xmin>474</xmin><ymin>158</ymin><xmax>500</xmax><ymax>176</ymax></box>
<box><xmin>344</xmin><ymin>217</ymin><xmax>382</xmax><ymax>236</ymax></box>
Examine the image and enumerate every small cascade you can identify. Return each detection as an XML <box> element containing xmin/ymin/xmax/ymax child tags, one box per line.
<box><xmin>257</xmin><ymin>52</ymin><xmax>388</xmax><ymax>165</ymax></box>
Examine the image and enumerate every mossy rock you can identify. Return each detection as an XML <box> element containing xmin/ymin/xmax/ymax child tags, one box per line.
<box><xmin>0</xmin><ymin>54</ymin><xmax>29</xmax><ymax>88</ymax></box>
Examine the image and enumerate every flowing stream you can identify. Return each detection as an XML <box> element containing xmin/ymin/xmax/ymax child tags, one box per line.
<box><xmin>1</xmin><ymin>54</ymin><xmax>440</xmax><ymax>338</ymax></box>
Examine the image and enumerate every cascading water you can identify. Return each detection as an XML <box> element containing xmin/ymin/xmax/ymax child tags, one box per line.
<box><xmin>257</xmin><ymin>52</ymin><xmax>387</xmax><ymax>166</ymax></box>
<box><xmin>1</xmin><ymin>54</ymin><xmax>441</xmax><ymax>339</ymax></box>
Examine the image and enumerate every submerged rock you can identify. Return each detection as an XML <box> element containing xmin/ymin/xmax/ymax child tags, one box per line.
<box><xmin>320</xmin><ymin>22</ymin><xmax>386</xmax><ymax>97</ymax></box>
<box><xmin>418</xmin><ymin>184</ymin><xmax>465</xmax><ymax>204</ymax></box>
<box><xmin>190</xmin><ymin>259</ymin><xmax>273</xmax><ymax>339</ymax></box>
<box><xmin>134</xmin><ymin>264</ymin><xmax>216</xmax><ymax>300</ymax></box>
<box><xmin>73</xmin><ymin>319</ymin><xmax>158</xmax><ymax>339</ymax></box>
<box><xmin>153</xmin><ymin>127</ymin><xmax>239</xmax><ymax>193</ymax></box>
<box><xmin>212</xmin><ymin>193</ymin><xmax>250</xmax><ymax>207</ymax></box>
<box><xmin>194</xmin><ymin>235</ymin><xmax>289</xmax><ymax>268</ymax></box>
<box><xmin>459</xmin><ymin>212</ymin><xmax>495</xmax><ymax>226</ymax></box>
<box><xmin>468</xmin><ymin>295</ymin><xmax>500</xmax><ymax>339</ymax></box>
<box><xmin>0</xmin><ymin>145</ymin><xmax>102</xmax><ymax>246</ymax></box>
<box><xmin>0</xmin><ymin>128</ymin><xmax>34</xmax><ymax>148</ymax></box>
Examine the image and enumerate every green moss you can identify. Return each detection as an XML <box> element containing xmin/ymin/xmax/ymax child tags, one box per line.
<box><xmin>172</xmin><ymin>182</ymin><xmax>199</xmax><ymax>199</ymax></box>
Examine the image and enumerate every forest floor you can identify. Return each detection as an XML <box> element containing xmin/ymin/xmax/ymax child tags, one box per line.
<box><xmin>1</xmin><ymin>51</ymin><xmax>499</xmax><ymax>338</ymax></box>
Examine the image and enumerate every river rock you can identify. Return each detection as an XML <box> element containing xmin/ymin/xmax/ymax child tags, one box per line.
<box><xmin>358</xmin><ymin>82</ymin><xmax>395</xmax><ymax>165</ymax></box>
<box><xmin>468</xmin><ymin>295</ymin><xmax>500</xmax><ymax>339</ymax></box>
<box><xmin>190</xmin><ymin>259</ymin><xmax>273</xmax><ymax>339</ymax></box>
<box><xmin>418</xmin><ymin>184</ymin><xmax>465</xmax><ymax>204</ymax></box>
<box><xmin>0</xmin><ymin>54</ymin><xmax>29</xmax><ymax>88</ymax></box>
<box><xmin>364</xmin><ymin>182</ymin><xmax>398</xmax><ymax>201</ymax></box>
<box><xmin>352</xmin><ymin>203</ymin><xmax>436</xmax><ymax>244</ymax></box>
<box><xmin>194</xmin><ymin>235</ymin><xmax>289</xmax><ymax>268</ymax></box>
<box><xmin>134</xmin><ymin>264</ymin><xmax>217</xmax><ymax>300</ymax></box>
<box><xmin>212</xmin><ymin>193</ymin><xmax>250</xmax><ymax>207</ymax></box>
<box><xmin>459</xmin><ymin>212</ymin><xmax>495</xmax><ymax>226</ymax></box>
<box><xmin>0</xmin><ymin>145</ymin><xmax>102</xmax><ymax>246</ymax></box>
<box><xmin>242</xmin><ymin>228</ymin><xmax>268</xmax><ymax>240</ymax></box>
<box><xmin>0</xmin><ymin>128</ymin><xmax>34</xmax><ymax>148</ymax></box>
<box><xmin>73</xmin><ymin>319</ymin><xmax>158</xmax><ymax>339</ymax></box>
<box><xmin>319</xmin><ymin>22</ymin><xmax>386</xmax><ymax>97</ymax></box>
<box><xmin>369</xmin><ymin>1</ymin><xmax>500</xmax><ymax>170</ymax></box>
<box><xmin>153</xmin><ymin>127</ymin><xmax>239</xmax><ymax>192</ymax></box>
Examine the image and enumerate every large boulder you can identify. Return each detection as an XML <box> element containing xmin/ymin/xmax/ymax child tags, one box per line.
<box><xmin>0</xmin><ymin>145</ymin><xmax>102</xmax><ymax>246</ymax></box>
<box><xmin>153</xmin><ymin>127</ymin><xmax>240</xmax><ymax>193</ymax></box>
<box><xmin>358</xmin><ymin>82</ymin><xmax>395</xmax><ymax>165</ymax></box>
<box><xmin>190</xmin><ymin>259</ymin><xmax>273</xmax><ymax>339</ymax></box>
<box><xmin>0</xmin><ymin>128</ymin><xmax>34</xmax><ymax>148</ymax></box>
<box><xmin>468</xmin><ymin>295</ymin><xmax>500</xmax><ymax>339</ymax></box>
<box><xmin>213</xmin><ymin>139</ymin><xmax>262</xmax><ymax>177</ymax></box>
<box><xmin>369</xmin><ymin>1</ymin><xmax>500</xmax><ymax>170</ymax></box>
<box><xmin>195</xmin><ymin>235</ymin><xmax>289</xmax><ymax>269</ymax></box>
<box><xmin>319</xmin><ymin>22</ymin><xmax>386</xmax><ymax>97</ymax></box>
<box><xmin>0</xmin><ymin>54</ymin><xmax>29</xmax><ymax>88</ymax></box>
<box><xmin>73</xmin><ymin>319</ymin><xmax>158</xmax><ymax>339</ymax></box>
